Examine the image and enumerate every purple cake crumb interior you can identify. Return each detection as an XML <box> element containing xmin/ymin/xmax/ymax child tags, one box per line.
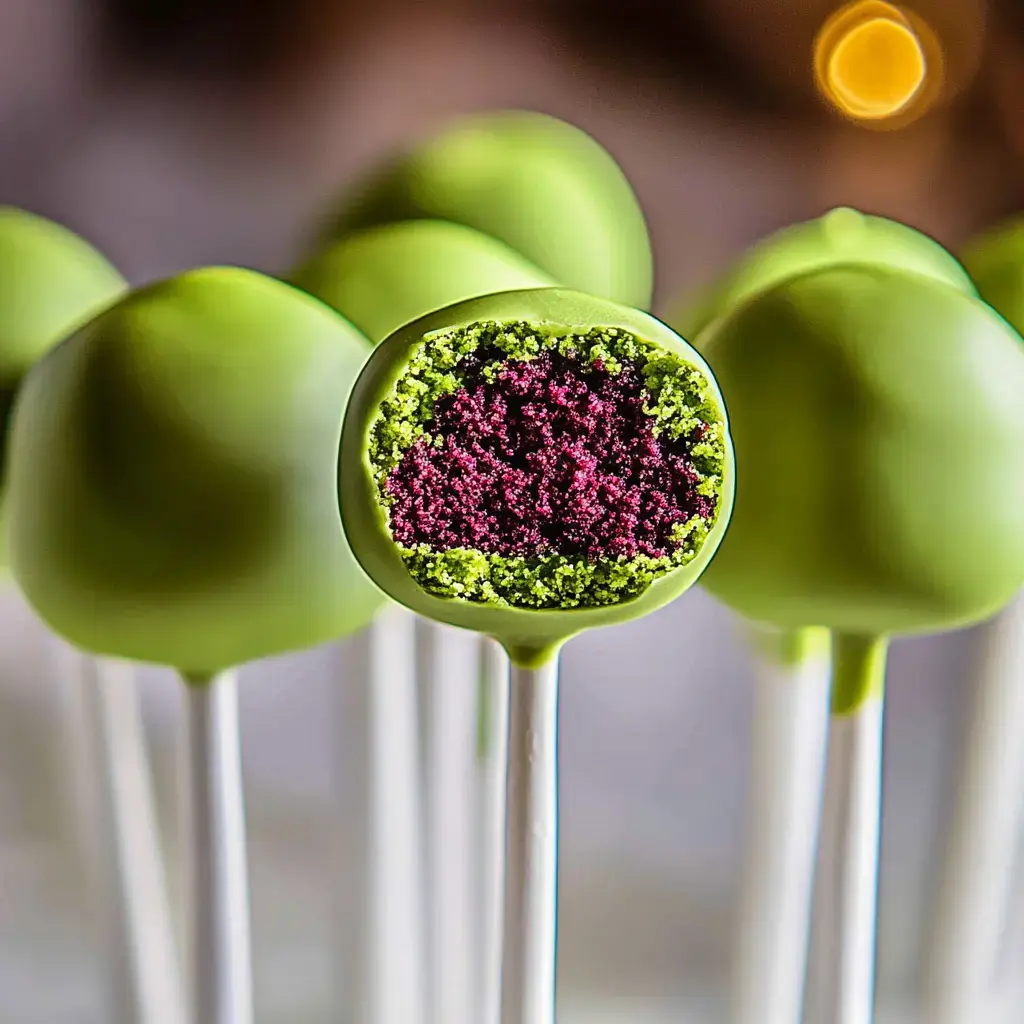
<box><xmin>368</xmin><ymin>320</ymin><xmax>725</xmax><ymax>609</ymax></box>
<box><xmin>385</xmin><ymin>351</ymin><xmax>713</xmax><ymax>561</ymax></box>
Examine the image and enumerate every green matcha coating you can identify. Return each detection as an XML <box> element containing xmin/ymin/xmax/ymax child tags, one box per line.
<box><xmin>670</xmin><ymin>207</ymin><xmax>977</xmax><ymax>341</ymax></box>
<box><xmin>961</xmin><ymin>218</ymin><xmax>1024</xmax><ymax>334</ymax></box>
<box><xmin>325</xmin><ymin>111</ymin><xmax>654</xmax><ymax>310</ymax></box>
<box><xmin>697</xmin><ymin>264</ymin><xmax>1024</xmax><ymax>640</ymax></box>
<box><xmin>0</xmin><ymin>208</ymin><xmax>127</xmax><ymax>572</ymax></box>
<box><xmin>291</xmin><ymin>220</ymin><xmax>557</xmax><ymax>345</ymax></box>
<box><xmin>339</xmin><ymin>288</ymin><xmax>735</xmax><ymax>668</ymax></box>
<box><xmin>369</xmin><ymin>319</ymin><xmax>725</xmax><ymax>608</ymax></box>
<box><xmin>6</xmin><ymin>267</ymin><xmax>385</xmax><ymax>673</ymax></box>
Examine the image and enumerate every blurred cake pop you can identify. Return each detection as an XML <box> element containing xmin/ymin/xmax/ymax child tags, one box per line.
<box><xmin>0</xmin><ymin>207</ymin><xmax>125</xmax><ymax>569</ymax></box>
<box><xmin>924</xmin><ymin>217</ymin><xmax>1024</xmax><ymax>1024</ymax></box>
<box><xmin>292</xmin><ymin>219</ymin><xmax>555</xmax><ymax>345</ymax></box>
<box><xmin>326</xmin><ymin>111</ymin><xmax>653</xmax><ymax>309</ymax></box>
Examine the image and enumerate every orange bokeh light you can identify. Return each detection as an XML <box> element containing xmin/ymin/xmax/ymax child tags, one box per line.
<box><xmin>814</xmin><ymin>1</ymin><xmax>941</xmax><ymax>126</ymax></box>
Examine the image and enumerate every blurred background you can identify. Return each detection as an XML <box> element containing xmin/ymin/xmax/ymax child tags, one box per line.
<box><xmin>1</xmin><ymin>0</ymin><xmax>1023</xmax><ymax>1020</ymax></box>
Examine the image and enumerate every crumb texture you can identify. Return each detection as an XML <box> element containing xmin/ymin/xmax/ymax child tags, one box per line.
<box><xmin>369</xmin><ymin>321</ymin><xmax>725</xmax><ymax>608</ymax></box>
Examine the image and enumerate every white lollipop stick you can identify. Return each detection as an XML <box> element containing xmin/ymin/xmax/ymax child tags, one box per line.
<box><xmin>421</xmin><ymin>621</ymin><xmax>478</xmax><ymax>1024</ymax></box>
<box><xmin>336</xmin><ymin>605</ymin><xmax>427</xmax><ymax>1024</ymax></box>
<box><xmin>925</xmin><ymin>590</ymin><xmax>1024</xmax><ymax>1024</ymax></box>
<box><xmin>500</xmin><ymin>654</ymin><xmax>560</xmax><ymax>1024</ymax></box>
<box><xmin>182</xmin><ymin>669</ymin><xmax>253</xmax><ymax>1024</ymax></box>
<box><xmin>475</xmin><ymin>638</ymin><xmax>510</xmax><ymax>1024</ymax></box>
<box><xmin>731</xmin><ymin>627</ymin><xmax>830</xmax><ymax>1024</ymax></box>
<box><xmin>50</xmin><ymin>639</ymin><xmax>185</xmax><ymax>1024</ymax></box>
<box><xmin>85</xmin><ymin>657</ymin><xmax>187</xmax><ymax>1024</ymax></box>
<box><xmin>804</xmin><ymin>635</ymin><xmax>887</xmax><ymax>1024</ymax></box>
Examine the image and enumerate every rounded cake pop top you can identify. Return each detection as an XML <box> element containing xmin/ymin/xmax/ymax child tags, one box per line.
<box><xmin>672</xmin><ymin>207</ymin><xmax>975</xmax><ymax>340</ymax></box>
<box><xmin>696</xmin><ymin>263</ymin><xmax>1024</xmax><ymax>638</ymax></box>
<box><xmin>0</xmin><ymin>207</ymin><xmax>127</xmax><ymax>571</ymax></box>
<box><xmin>340</xmin><ymin>288</ymin><xmax>735</xmax><ymax>666</ymax></box>
<box><xmin>6</xmin><ymin>267</ymin><xmax>384</xmax><ymax>673</ymax></box>
<box><xmin>960</xmin><ymin>218</ymin><xmax>1024</xmax><ymax>334</ymax></box>
<box><xmin>326</xmin><ymin>111</ymin><xmax>653</xmax><ymax>310</ymax></box>
<box><xmin>291</xmin><ymin>219</ymin><xmax>556</xmax><ymax>345</ymax></box>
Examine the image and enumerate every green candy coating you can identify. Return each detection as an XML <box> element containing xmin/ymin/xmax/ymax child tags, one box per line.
<box><xmin>291</xmin><ymin>219</ymin><xmax>556</xmax><ymax>344</ymax></box>
<box><xmin>6</xmin><ymin>267</ymin><xmax>384</xmax><ymax>672</ymax></box>
<box><xmin>339</xmin><ymin>288</ymin><xmax>735</xmax><ymax>667</ymax></box>
<box><xmin>671</xmin><ymin>207</ymin><xmax>976</xmax><ymax>340</ymax></box>
<box><xmin>961</xmin><ymin>218</ymin><xmax>1024</xmax><ymax>333</ymax></box>
<box><xmin>326</xmin><ymin>111</ymin><xmax>653</xmax><ymax>309</ymax></box>
<box><xmin>697</xmin><ymin>264</ymin><xmax>1024</xmax><ymax>638</ymax></box>
<box><xmin>0</xmin><ymin>209</ymin><xmax>127</xmax><ymax>570</ymax></box>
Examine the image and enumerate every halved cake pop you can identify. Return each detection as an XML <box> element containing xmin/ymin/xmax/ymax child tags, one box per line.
<box><xmin>696</xmin><ymin>263</ymin><xmax>1024</xmax><ymax>1024</ymax></box>
<box><xmin>5</xmin><ymin>267</ymin><xmax>385</xmax><ymax>1024</ymax></box>
<box><xmin>925</xmin><ymin>217</ymin><xmax>1024</xmax><ymax>1024</ymax></box>
<box><xmin>340</xmin><ymin>287</ymin><xmax>734</xmax><ymax>1024</ymax></box>
<box><xmin>326</xmin><ymin>111</ymin><xmax>653</xmax><ymax>309</ymax></box>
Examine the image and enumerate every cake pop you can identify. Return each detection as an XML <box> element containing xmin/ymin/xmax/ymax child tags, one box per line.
<box><xmin>0</xmin><ymin>207</ymin><xmax>184</xmax><ymax>1024</ymax></box>
<box><xmin>0</xmin><ymin>208</ymin><xmax>125</xmax><ymax>569</ymax></box>
<box><xmin>5</xmin><ymin>267</ymin><xmax>385</xmax><ymax>1024</ymax></box>
<box><xmin>924</xmin><ymin>217</ymin><xmax>1024</xmax><ymax>1024</ymax></box>
<box><xmin>325</xmin><ymin>111</ymin><xmax>653</xmax><ymax>309</ymax></box>
<box><xmin>292</xmin><ymin>219</ymin><xmax>556</xmax><ymax>345</ymax></box>
<box><xmin>694</xmin><ymin>262</ymin><xmax>1024</xmax><ymax>1024</ymax></box>
<box><xmin>670</xmin><ymin>207</ymin><xmax>980</xmax><ymax>1024</ymax></box>
<box><xmin>340</xmin><ymin>287</ymin><xmax>735</xmax><ymax>1024</ymax></box>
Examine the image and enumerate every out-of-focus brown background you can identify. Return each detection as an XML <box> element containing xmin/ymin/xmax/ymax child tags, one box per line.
<box><xmin>1</xmin><ymin>1</ymin><xmax>1024</xmax><ymax>1021</ymax></box>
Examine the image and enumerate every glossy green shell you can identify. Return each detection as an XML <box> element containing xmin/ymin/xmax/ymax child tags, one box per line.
<box><xmin>697</xmin><ymin>264</ymin><xmax>1024</xmax><ymax>636</ymax></box>
<box><xmin>326</xmin><ymin>111</ymin><xmax>653</xmax><ymax>309</ymax></box>
<box><xmin>0</xmin><ymin>208</ymin><xmax>127</xmax><ymax>572</ymax></box>
<box><xmin>671</xmin><ymin>207</ymin><xmax>977</xmax><ymax>340</ymax></box>
<box><xmin>291</xmin><ymin>219</ymin><xmax>556</xmax><ymax>344</ymax></box>
<box><xmin>339</xmin><ymin>288</ymin><xmax>735</xmax><ymax>667</ymax></box>
<box><xmin>6</xmin><ymin>267</ymin><xmax>385</xmax><ymax>672</ymax></box>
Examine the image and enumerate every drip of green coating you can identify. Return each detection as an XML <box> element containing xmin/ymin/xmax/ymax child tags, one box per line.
<box><xmin>368</xmin><ymin>320</ymin><xmax>726</xmax><ymax>610</ymax></box>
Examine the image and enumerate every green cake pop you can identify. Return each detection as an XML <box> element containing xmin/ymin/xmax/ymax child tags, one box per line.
<box><xmin>291</xmin><ymin>219</ymin><xmax>556</xmax><ymax>345</ymax></box>
<box><xmin>921</xmin><ymin>216</ymin><xmax>1024</xmax><ymax>1024</ymax></box>
<box><xmin>326</xmin><ymin>111</ymin><xmax>653</xmax><ymax>309</ymax></box>
<box><xmin>696</xmin><ymin>264</ymin><xmax>1024</xmax><ymax>657</ymax></box>
<box><xmin>694</xmin><ymin>259</ymin><xmax>1024</xmax><ymax>1024</ymax></box>
<box><xmin>6</xmin><ymin>266</ymin><xmax>385</xmax><ymax>674</ymax></box>
<box><xmin>339</xmin><ymin>287</ymin><xmax>734</xmax><ymax>666</ymax></box>
<box><xmin>339</xmin><ymin>286</ymin><xmax>733</xmax><ymax>1024</ymax></box>
<box><xmin>961</xmin><ymin>217</ymin><xmax>1024</xmax><ymax>331</ymax></box>
<box><xmin>672</xmin><ymin>206</ymin><xmax>977</xmax><ymax>340</ymax></box>
<box><xmin>0</xmin><ymin>207</ymin><xmax>126</xmax><ymax>571</ymax></box>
